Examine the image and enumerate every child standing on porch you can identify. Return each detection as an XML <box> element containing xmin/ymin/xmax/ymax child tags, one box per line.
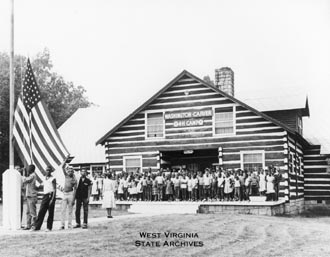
<box><xmin>117</xmin><ymin>175</ymin><xmax>124</xmax><ymax>201</ymax></box>
<box><xmin>224</xmin><ymin>172</ymin><xmax>233</xmax><ymax>201</ymax></box>
<box><xmin>156</xmin><ymin>172</ymin><xmax>164</xmax><ymax>201</ymax></box>
<box><xmin>130</xmin><ymin>179</ymin><xmax>138</xmax><ymax>201</ymax></box>
<box><xmin>234</xmin><ymin>175</ymin><xmax>241</xmax><ymax>201</ymax></box>
<box><xmin>136</xmin><ymin>177</ymin><xmax>143</xmax><ymax>201</ymax></box>
<box><xmin>197</xmin><ymin>172</ymin><xmax>204</xmax><ymax>201</ymax></box>
<box><xmin>180</xmin><ymin>173</ymin><xmax>188</xmax><ymax>201</ymax></box>
<box><xmin>259</xmin><ymin>170</ymin><xmax>266</xmax><ymax>196</ymax></box>
<box><xmin>165</xmin><ymin>176</ymin><xmax>173</xmax><ymax>201</ymax></box>
<box><xmin>187</xmin><ymin>174</ymin><xmax>193</xmax><ymax>201</ymax></box>
<box><xmin>266</xmin><ymin>171</ymin><xmax>276</xmax><ymax>201</ymax></box>
<box><xmin>152</xmin><ymin>175</ymin><xmax>158</xmax><ymax>201</ymax></box>
<box><xmin>173</xmin><ymin>174</ymin><xmax>180</xmax><ymax>201</ymax></box>
<box><xmin>146</xmin><ymin>175</ymin><xmax>152</xmax><ymax>201</ymax></box>
<box><xmin>217</xmin><ymin>172</ymin><xmax>225</xmax><ymax>201</ymax></box>
<box><xmin>191</xmin><ymin>174</ymin><xmax>198</xmax><ymax>201</ymax></box>
<box><xmin>245</xmin><ymin>172</ymin><xmax>252</xmax><ymax>201</ymax></box>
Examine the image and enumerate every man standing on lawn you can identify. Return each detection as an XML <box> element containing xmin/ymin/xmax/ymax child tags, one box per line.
<box><xmin>60</xmin><ymin>165</ymin><xmax>77</xmax><ymax>229</ymax></box>
<box><xmin>22</xmin><ymin>164</ymin><xmax>38</xmax><ymax>230</ymax></box>
<box><xmin>74</xmin><ymin>169</ymin><xmax>92</xmax><ymax>229</ymax></box>
<box><xmin>31</xmin><ymin>165</ymin><xmax>57</xmax><ymax>231</ymax></box>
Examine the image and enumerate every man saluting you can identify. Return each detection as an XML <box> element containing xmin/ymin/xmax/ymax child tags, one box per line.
<box><xmin>60</xmin><ymin>164</ymin><xmax>77</xmax><ymax>229</ymax></box>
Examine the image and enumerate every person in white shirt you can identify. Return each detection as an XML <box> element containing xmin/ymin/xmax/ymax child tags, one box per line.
<box><xmin>172</xmin><ymin>174</ymin><xmax>180</xmax><ymax>201</ymax></box>
<box><xmin>91</xmin><ymin>175</ymin><xmax>99</xmax><ymax>201</ymax></box>
<box><xmin>191</xmin><ymin>174</ymin><xmax>199</xmax><ymax>201</ymax></box>
<box><xmin>123</xmin><ymin>174</ymin><xmax>129</xmax><ymax>200</ymax></box>
<box><xmin>187</xmin><ymin>174</ymin><xmax>193</xmax><ymax>201</ymax></box>
<box><xmin>156</xmin><ymin>172</ymin><xmax>164</xmax><ymax>201</ymax></box>
<box><xmin>197</xmin><ymin>172</ymin><xmax>204</xmax><ymax>201</ymax></box>
<box><xmin>203</xmin><ymin>169</ymin><xmax>212</xmax><ymax>201</ymax></box>
<box><xmin>31</xmin><ymin>165</ymin><xmax>57</xmax><ymax>231</ymax></box>
<box><xmin>117</xmin><ymin>176</ymin><xmax>124</xmax><ymax>201</ymax></box>
<box><xmin>217</xmin><ymin>172</ymin><xmax>225</xmax><ymax>201</ymax></box>
<box><xmin>180</xmin><ymin>173</ymin><xmax>188</xmax><ymax>201</ymax></box>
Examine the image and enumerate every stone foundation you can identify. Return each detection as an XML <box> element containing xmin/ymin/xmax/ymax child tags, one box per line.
<box><xmin>198</xmin><ymin>203</ymin><xmax>285</xmax><ymax>216</ymax></box>
<box><xmin>304</xmin><ymin>200</ymin><xmax>330</xmax><ymax>211</ymax></box>
<box><xmin>284</xmin><ymin>198</ymin><xmax>305</xmax><ymax>215</ymax></box>
<box><xmin>89</xmin><ymin>199</ymin><xmax>310</xmax><ymax>216</ymax></box>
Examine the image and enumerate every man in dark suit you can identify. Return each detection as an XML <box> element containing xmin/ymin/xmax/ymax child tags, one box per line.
<box><xmin>74</xmin><ymin>169</ymin><xmax>92</xmax><ymax>229</ymax></box>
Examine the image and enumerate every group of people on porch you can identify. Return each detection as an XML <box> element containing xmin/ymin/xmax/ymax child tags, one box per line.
<box><xmin>111</xmin><ymin>166</ymin><xmax>283</xmax><ymax>202</ymax></box>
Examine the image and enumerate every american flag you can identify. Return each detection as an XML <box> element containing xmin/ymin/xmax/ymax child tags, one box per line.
<box><xmin>13</xmin><ymin>59</ymin><xmax>70</xmax><ymax>182</ymax></box>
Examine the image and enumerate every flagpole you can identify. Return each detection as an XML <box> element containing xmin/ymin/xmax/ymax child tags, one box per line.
<box><xmin>9</xmin><ymin>0</ymin><xmax>15</xmax><ymax>169</ymax></box>
<box><xmin>29</xmin><ymin>112</ymin><xmax>33</xmax><ymax>164</ymax></box>
<box><xmin>3</xmin><ymin>0</ymin><xmax>21</xmax><ymax>230</ymax></box>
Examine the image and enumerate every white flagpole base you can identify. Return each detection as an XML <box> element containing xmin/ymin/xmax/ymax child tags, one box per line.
<box><xmin>2</xmin><ymin>168</ymin><xmax>21</xmax><ymax>230</ymax></box>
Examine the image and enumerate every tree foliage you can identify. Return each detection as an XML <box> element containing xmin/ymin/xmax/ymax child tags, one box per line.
<box><xmin>203</xmin><ymin>75</ymin><xmax>215</xmax><ymax>86</ymax></box>
<box><xmin>0</xmin><ymin>49</ymin><xmax>92</xmax><ymax>172</ymax></box>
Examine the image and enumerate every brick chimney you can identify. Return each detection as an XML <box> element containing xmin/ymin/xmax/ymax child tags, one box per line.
<box><xmin>215</xmin><ymin>67</ymin><xmax>234</xmax><ymax>96</ymax></box>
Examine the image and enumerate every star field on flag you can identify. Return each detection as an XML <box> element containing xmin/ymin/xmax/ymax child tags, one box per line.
<box><xmin>22</xmin><ymin>60</ymin><xmax>42</xmax><ymax>113</ymax></box>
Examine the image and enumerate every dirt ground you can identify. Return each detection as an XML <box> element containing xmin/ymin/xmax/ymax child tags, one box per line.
<box><xmin>1</xmin><ymin>212</ymin><xmax>330</xmax><ymax>257</ymax></box>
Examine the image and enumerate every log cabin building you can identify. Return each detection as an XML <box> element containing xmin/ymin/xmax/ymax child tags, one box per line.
<box><xmin>96</xmin><ymin>68</ymin><xmax>330</xmax><ymax>209</ymax></box>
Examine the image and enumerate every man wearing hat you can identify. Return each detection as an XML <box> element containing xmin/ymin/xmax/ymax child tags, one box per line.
<box><xmin>60</xmin><ymin>164</ymin><xmax>77</xmax><ymax>229</ymax></box>
<box><xmin>74</xmin><ymin>169</ymin><xmax>92</xmax><ymax>229</ymax></box>
<box><xmin>31</xmin><ymin>165</ymin><xmax>57</xmax><ymax>231</ymax></box>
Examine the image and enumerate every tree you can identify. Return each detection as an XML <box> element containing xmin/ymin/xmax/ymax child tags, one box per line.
<box><xmin>203</xmin><ymin>75</ymin><xmax>215</xmax><ymax>86</ymax></box>
<box><xmin>0</xmin><ymin>49</ymin><xmax>92</xmax><ymax>173</ymax></box>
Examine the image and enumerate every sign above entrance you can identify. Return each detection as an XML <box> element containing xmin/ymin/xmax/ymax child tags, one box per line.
<box><xmin>164</xmin><ymin>108</ymin><xmax>213</xmax><ymax>120</ymax></box>
<box><xmin>174</xmin><ymin>119</ymin><xmax>204</xmax><ymax>127</ymax></box>
<box><xmin>165</xmin><ymin>108</ymin><xmax>213</xmax><ymax>128</ymax></box>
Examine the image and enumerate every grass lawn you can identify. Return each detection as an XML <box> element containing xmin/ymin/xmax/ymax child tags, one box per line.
<box><xmin>0</xmin><ymin>201</ymin><xmax>128</xmax><ymax>227</ymax></box>
<box><xmin>1</xmin><ymin>212</ymin><xmax>330</xmax><ymax>257</ymax></box>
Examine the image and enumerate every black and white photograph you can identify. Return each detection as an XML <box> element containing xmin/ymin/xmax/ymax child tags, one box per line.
<box><xmin>0</xmin><ymin>0</ymin><xmax>330</xmax><ymax>256</ymax></box>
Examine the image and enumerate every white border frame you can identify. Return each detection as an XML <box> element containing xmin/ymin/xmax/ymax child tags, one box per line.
<box><xmin>240</xmin><ymin>150</ymin><xmax>265</xmax><ymax>170</ymax></box>
<box><xmin>123</xmin><ymin>155</ymin><xmax>143</xmax><ymax>173</ymax></box>
<box><xmin>212</xmin><ymin>105</ymin><xmax>236</xmax><ymax>137</ymax></box>
<box><xmin>145</xmin><ymin>110</ymin><xmax>165</xmax><ymax>140</ymax></box>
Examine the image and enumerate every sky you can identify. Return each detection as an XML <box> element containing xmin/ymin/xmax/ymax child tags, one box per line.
<box><xmin>0</xmin><ymin>0</ymin><xmax>329</xmax><ymax>130</ymax></box>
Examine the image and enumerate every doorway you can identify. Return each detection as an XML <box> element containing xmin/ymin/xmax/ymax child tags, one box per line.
<box><xmin>160</xmin><ymin>149</ymin><xmax>218</xmax><ymax>172</ymax></box>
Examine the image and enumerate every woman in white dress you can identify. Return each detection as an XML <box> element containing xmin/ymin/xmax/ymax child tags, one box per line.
<box><xmin>102</xmin><ymin>173</ymin><xmax>117</xmax><ymax>218</ymax></box>
<box><xmin>224</xmin><ymin>173</ymin><xmax>233</xmax><ymax>201</ymax></box>
<box><xmin>266</xmin><ymin>171</ymin><xmax>275</xmax><ymax>201</ymax></box>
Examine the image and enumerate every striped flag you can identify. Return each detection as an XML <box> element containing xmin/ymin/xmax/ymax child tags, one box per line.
<box><xmin>13</xmin><ymin>59</ymin><xmax>70</xmax><ymax>184</ymax></box>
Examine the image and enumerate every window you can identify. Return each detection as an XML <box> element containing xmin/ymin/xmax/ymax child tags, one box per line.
<box><xmin>297</xmin><ymin>156</ymin><xmax>302</xmax><ymax>175</ymax></box>
<box><xmin>241</xmin><ymin>151</ymin><xmax>265</xmax><ymax>171</ymax></box>
<box><xmin>146</xmin><ymin>112</ymin><xmax>164</xmax><ymax>138</ymax></box>
<box><xmin>124</xmin><ymin>156</ymin><xmax>142</xmax><ymax>173</ymax></box>
<box><xmin>91</xmin><ymin>165</ymin><xmax>105</xmax><ymax>176</ymax></box>
<box><xmin>214</xmin><ymin>107</ymin><xmax>234</xmax><ymax>135</ymax></box>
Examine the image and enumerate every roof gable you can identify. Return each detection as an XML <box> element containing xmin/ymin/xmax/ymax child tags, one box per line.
<box><xmin>96</xmin><ymin>70</ymin><xmax>295</xmax><ymax>145</ymax></box>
